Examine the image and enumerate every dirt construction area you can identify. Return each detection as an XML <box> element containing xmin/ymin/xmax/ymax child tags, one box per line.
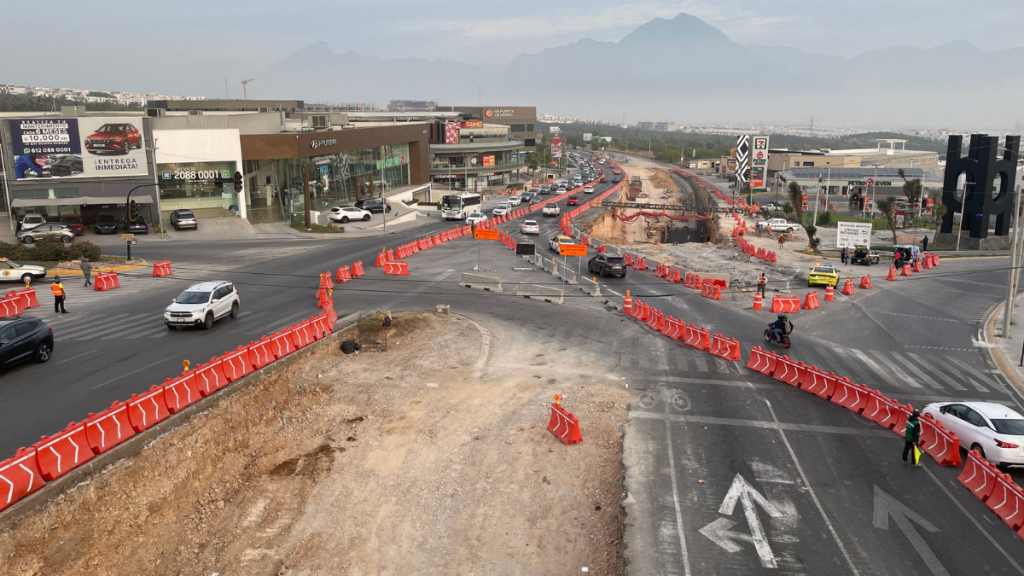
<box><xmin>0</xmin><ymin>313</ymin><xmax>629</xmax><ymax>575</ymax></box>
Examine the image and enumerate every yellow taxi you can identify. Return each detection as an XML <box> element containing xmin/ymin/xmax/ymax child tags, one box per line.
<box><xmin>807</xmin><ymin>263</ymin><xmax>839</xmax><ymax>287</ymax></box>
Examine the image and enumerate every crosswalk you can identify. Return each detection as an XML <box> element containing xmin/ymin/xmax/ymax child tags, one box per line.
<box><xmin>893</xmin><ymin>282</ymin><xmax>1000</xmax><ymax>324</ymax></box>
<box><xmin>56</xmin><ymin>274</ymin><xmax>180</xmax><ymax>307</ymax></box>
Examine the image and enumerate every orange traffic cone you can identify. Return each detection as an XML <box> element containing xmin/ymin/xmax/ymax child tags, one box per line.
<box><xmin>753</xmin><ymin>292</ymin><xmax>763</xmax><ymax>311</ymax></box>
<box><xmin>824</xmin><ymin>284</ymin><xmax>834</xmax><ymax>302</ymax></box>
<box><xmin>841</xmin><ymin>277</ymin><xmax>856</xmax><ymax>296</ymax></box>
<box><xmin>886</xmin><ymin>265</ymin><xmax>898</xmax><ymax>281</ymax></box>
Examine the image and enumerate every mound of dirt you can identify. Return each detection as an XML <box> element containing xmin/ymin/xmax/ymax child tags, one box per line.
<box><xmin>0</xmin><ymin>314</ymin><xmax>629</xmax><ymax>576</ymax></box>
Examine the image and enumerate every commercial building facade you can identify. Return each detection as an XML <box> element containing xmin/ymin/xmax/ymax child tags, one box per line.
<box><xmin>428</xmin><ymin>121</ymin><xmax>525</xmax><ymax>192</ymax></box>
<box><xmin>768</xmin><ymin>140</ymin><xmax>940</xmax><ymax>174</ymax></box>
<box><xmin>438</xmin><ymin>106</ymin><xmax>537</xmax><ymax>147</ymax></box>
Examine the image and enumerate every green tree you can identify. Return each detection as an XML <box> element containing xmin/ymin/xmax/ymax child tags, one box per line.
<box><xmin>904</xmin><ymin>178</ymin><xmax>924</xmax><ymax>218</ymax></box>
<box><xmin>782</xmin><ymin>202</ymin><xmax>794</xmax><ymax>217</ymax></box>
<box><xmin>524</xmin><ymin>151</ymin><xmax>540</xmax><ymax>174</ymax></box>
<box><xmin>876</xmin><ymin>196</ymin><xmax>899</xmax><ymax>245</ymax></box>
<box><xmin>932</xmin><ymin>201</ymin><xmax>949</xmax><ymax>242</ymax></box>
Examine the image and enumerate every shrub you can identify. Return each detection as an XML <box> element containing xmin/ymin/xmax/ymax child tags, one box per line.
<box><xmin>0</xmin><ymin>238</ymin><xmax>102</xmax><ymax>262</ymax></box>
<box><xmin>0</xmin><ymin>242</ymin><xmax>24</xmax><ymax>260</ymax></box>
<box><xmin>816</xmin><ymin>212</ymin><xmax>831</xmax><ymax>226</ymax></box>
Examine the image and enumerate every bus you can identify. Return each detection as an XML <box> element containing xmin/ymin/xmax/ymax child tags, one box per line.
<box><xmin>441</xmin><ymin>192</ymin><xmax>482</xmax><ymax>220</ymax></box>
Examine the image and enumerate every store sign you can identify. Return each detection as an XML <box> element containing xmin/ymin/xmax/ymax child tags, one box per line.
<box><xmin>158</xmin><ymin>161</ymin><xmax>236</xmax><ymax>184</ymax></box>
<box><xmin>310</xmin><ymin>138</ymin><xmax>337</xmax><ymax>149</ymax></box>
<box><xmin>484</xmin><ymin>108</ymin><xmax>516</xmax><ymax>118</ymax></box>
<box><xmin>483</xmin><ymin>155</ymin><xmax>495</xmax><ymax>168</ymax></box>
<box><xmin>376</xmin><ymin>156</ymin><xmax>406</xmax><ymax>170</ymax></box>
<box><xmin>836</xmin><ymin>221</ymin><xmax>872</xmax><ymax>248</ymax></box>
<box><xmin>7</xmin><ymin>117</ymin><xmax>149</xmax><ymax>180</ymax></box>
<box><xmin>476</xmin><ymin>172</ymin><xmax>495</xmax><ymax>177</ymax></box>
<box><xmin>461</xmin><ymin>120</ymin><xmax>483</xmax><ymax>129</ymax></box>
<box><xmin>750</xmin><ymin>136</ymin><xmax>769</xmax><ymax>190</ymax></box>
<box><xmin>551</xmin><ymin>138</ymin><xmax>563</xmax><ymax>159</ymax></box>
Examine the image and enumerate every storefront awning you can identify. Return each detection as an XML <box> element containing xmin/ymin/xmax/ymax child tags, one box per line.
<box><xmin>11</xmin><ymin>196</ymin><xmax>154</xmax><ymax>208</ymax></box>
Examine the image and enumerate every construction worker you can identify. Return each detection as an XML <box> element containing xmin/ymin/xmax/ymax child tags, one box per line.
<box><xmin>778</xmin><ymin>233</ymin><xmax>785</xmax><ymax>248</ymax></box>
<box><xmin>756</xmin><ymin>273</ymin><xmax>767</xmax><ymax>297</ymax></box>
<box><xmin>51</xmin><ymin>276</ymin><xmax>67</xmax><ymax>314</ymax></box>
<box><xmin>902</xmin><ymin>409</ymin><xmax>922</xmax><ymax>466</ymax></box>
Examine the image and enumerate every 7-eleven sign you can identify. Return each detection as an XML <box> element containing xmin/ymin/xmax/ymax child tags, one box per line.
<box><xmin>751</xmin><ymin>137</ymin><xmax>770</xmax><ymax>190</ymax></box>
<box><xmin>754</xmin><ymin>137</ymin><xmax>769</xmax><ymax>151</ymax></box>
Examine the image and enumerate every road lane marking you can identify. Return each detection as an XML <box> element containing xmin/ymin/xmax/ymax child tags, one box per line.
<box><xmin>872</xmin><ymin>486</ymin><xmax>948</xmax><ymax>576</ymax></box>
<box><xmin>700</xmin><ymin>474</ymin><xmax>783</xmax><ymax>568</ymax></box>
<box><xmin>867</xmin><ymin>350</ymin><xmax>923</xmax><ymax>388</ymax></box>
<box><xmin>661</xmin><ymin>388</ymin><xmax>691</xmax><ymax>576</ymax></box>
<box><xmin>930</xmin><ymin>356</ymin><xmax>987</xmax><ymax>392</ymax></box>
<box><xmin>53</xmin><ymin>349</ymin><xmax>98</xmax><ymax>365</ymax></box>
<box><xmin>765</xmin><ymin>400</ymin><xmax>861</xmax><ymax>576</ymax></box>
<box><xmin>907</xmin><ymin>353</ymin><xmax>968</xmax><ymax>391</ymax></box>
<box><xmin>90</xmin><ymin>355</ymin><xmax>179</xmax><ymax>389</ymax></box>
<box><xmin>630</xmin><ymin>411</ymin><xmax>892</xmax><ymax>437</ymax></box>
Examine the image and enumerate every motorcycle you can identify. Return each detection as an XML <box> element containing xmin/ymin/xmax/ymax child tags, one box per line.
<box><xmin>764</xmin><ymin>322</ymin><xmax>792</xmax><ymax>349</ymax></box>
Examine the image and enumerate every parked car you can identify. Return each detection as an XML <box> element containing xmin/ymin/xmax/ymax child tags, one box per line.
<box><xmin>852</xmin><ymin>246</ymin><xmax>880</xmax><ymax>265</ymax></box>
<box><xmin>521</xmin><ymin>220</ymin><xmax>540</xmax><ymax>235</ymax></box>
<box><xmin>17</xmin><ymin>223</ymin><xmax>74</xmax><ymax>244</ymax></box>
<box><xmin>164</xmin><ymin>281</ymin><xmax>240</xmax><ymax>330</ymax></box>
<box><xmin>587</xmin><ymin>254</ymin><xmax>627</xmax><ymax>278</ymax></box>
<box><xmin>48</xmin><ymin>155</ymin><xmax>84</xmax><ymax>177</ymax></box>
<box><xmin>354</xmin><ymin>198</ymin><xmax>392</xmax><ymax>213</ymax></box>
<box><xmin>465</xmin><ymin>212</ymin><xmax>488</xmax><ymax>225</ymax></box>
<box><xmin>126</xmin><ymin>219</ymin><xmax>150</xmax><ymax>234</ymax></box>
<box><xmin>84</xmin><ymin>122</ymin><xmax>142</xmax><ymax>155</ymax></box>
<box><xmin>0</xmin><ymin>258</ymin><xmax>46</xmax><ymax>284</ymax></box>
<box><xmin>542</xmin><ymin>204</ymin><xmax>561</xmax><ymax>216</ymax></box>
<box><xmin>567</xmin><ymin>195</ymin><xmax>580</xmax><ymax>206</ymax></box>
<box><xmin>170</xmin><ymin>209</ymin><xmax>198</xmax><ymax>231</ymax></box>
<box><xmin>492</xmin><ymin>203</ymin><xmax>511</xmax><ymax>216</ymax></box>
<box><xmin>0</xmin><ymin>317</ymin><xmax>54</xmax><ymax>369</ymax></box>
<box><xmin>59</xmin><ymin>214</ymin><xmax>84</xmax><ymax>236</ymax></box>
<box><xmin>94</xmin><ymin>213</ymin><xmax>118</xmax><ymax>234</ymax></box>
<box><xmin>329</xmin><ymin>206</ymin><xmax>372</xmax><ymax>223</ymax></box>
<box><xmin>19</xmin><ymin>213</ymin><xmax>46</xmax><ymax>231</ymax></box>
<box><xmin>923</xmin><ymin>402</ymin><xmax>1024</xmax><ymax>467</ymax></box>
<box><xmin>894</xmin><ymin>244</ymin><xmax>921</xmax><ymax>264</ymax></box>
<box><xmin>757</xmin><ymin>218</ymin><xmax>797</xmax><ymax>233</ymax></box>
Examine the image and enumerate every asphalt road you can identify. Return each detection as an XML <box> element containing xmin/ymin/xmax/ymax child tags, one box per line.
<box><xmin>6</xmin><ymin>152</ymin><xmax>1024</xmax><ymax>574</ymax></box>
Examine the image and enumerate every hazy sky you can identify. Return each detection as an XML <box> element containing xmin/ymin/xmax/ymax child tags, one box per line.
<box><xmin>1</xmin><ymin>0</ymin><xmax>1021</xmax><ymax>93</ymax></box>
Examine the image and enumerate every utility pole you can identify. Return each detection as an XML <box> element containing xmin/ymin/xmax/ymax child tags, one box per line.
<box><xmin>812</xmin><ymin>176</ymin><xmax>824</xmax><ymax>227</ymax></box>
<box><xmin>303</xmin><ymin>164</ymin><xmax>311</xmax><ymax>231</ymax></box>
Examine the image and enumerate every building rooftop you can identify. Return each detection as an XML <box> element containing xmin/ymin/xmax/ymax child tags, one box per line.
<box><xmin>783</xmin><ymin>167</ymin><xmax>943</xmax><ymax>181</ymax></box>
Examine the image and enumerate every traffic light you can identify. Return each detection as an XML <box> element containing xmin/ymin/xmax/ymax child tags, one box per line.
<box><xmin>129</xmin><ymin>199</ymin><xmax>138</xmax><ymax>222</ymax></box>
<box><xmin>233</xmin><ymin>171</ymin><xmax>243</xmax><ymax>193</ymax></box>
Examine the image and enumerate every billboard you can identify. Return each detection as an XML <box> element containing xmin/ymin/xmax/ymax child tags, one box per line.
<box><xmin>444</xmin><ymin>122</ymin><xmax>459</xmax><ymax>144</ymax></box>
<box><xmin>551</xmin><ymin>138</ymin><xmax>563</xmax><ymax>158</ymax></box>
<box><xmin>836</xmin><ymin>221</ymin><xmax>872</xmax><ymax>248</ymax></box>
<box><xmin>583</xmin><ymin>133</ymin><xmax>593</xmax><ymax>142</ymax></box>
<box><xmin>8</xmin><ymin>117</ymin><xmax>149</xmax><ymax>180</ymax></box>
<box><xmin>158</xmin><ymin>161</ymin><xmax>237</xmax><ymax>199</ymax></box>
<box><xmin>549</xmin><ymin>126</ymin><xmax>561</xmax><ymax>134</ymax></box>
<box><xmin>482</xmin><ymin>155</ymin><xmax>495</xmax><ymax>167</ymax></box>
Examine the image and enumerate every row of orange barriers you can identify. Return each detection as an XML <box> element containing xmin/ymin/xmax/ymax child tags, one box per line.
<box><xmin>0</xmin><ymin>273</ymin><xmax>339</xmax><ymax>513</ymax></box>
<box><xmin>0</xmin><ymin>287</ymin><xmax>37</xmax><ymax>318</ymax></box>
<box><xmin>625</xmin><ymin>296</ymin><xmax>740</xmax><ymax>362</ymax></box>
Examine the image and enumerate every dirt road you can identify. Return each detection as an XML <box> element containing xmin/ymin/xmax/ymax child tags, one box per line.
<box><xmin>1</xmin><ymin>313</ymin><xmax>629</xmax><ymax>576</ymax></box>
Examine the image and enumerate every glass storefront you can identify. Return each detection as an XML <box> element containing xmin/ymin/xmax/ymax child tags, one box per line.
<box><xmin>243</xmin><ymin>143</ymin><xmax>410</xmax><ymax>223</ymax></box>
<box><xmin>157</xmin><ymin>161</ymin><xmax>239</xmax><ymax>218</ymax></box>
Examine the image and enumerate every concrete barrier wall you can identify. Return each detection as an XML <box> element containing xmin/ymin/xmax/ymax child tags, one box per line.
<box><xmin>515</xmin><ymin>284</ymin><xmax>564</xmax><ymax>304</ymax></box>
<box><xmin>580</xmin><ymin>277</ymin><xmax>602</xmax><ymax>297</ymax></box>
<box><xmin>542</xmin><ymin>258</ymin><xmax>556</xmax><ymax>275</ymax></box>
<box><xmin>458</xmin><ymin>273</ymin><xmax>503</xmax><ymax>292</ymax></box>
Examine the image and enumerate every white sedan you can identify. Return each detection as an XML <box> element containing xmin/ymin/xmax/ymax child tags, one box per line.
<box><xmin>584</xmin><ymin>186</ymin><xmax>595</xmax><ymax>194</ymax></box>
<box><xmin>507</xmin><ymin>196</ymin><xmax>522</xmax><ymax>206</ymax></box>
<box><xmin>329</xmin><ymin>206</ymin><xmax>372</xmax><ymax>223</ymax></box>
<box><xmin>542</xmin><ymin>204</ymin><xmax>561</xmax><ymax>216</ymax></box>
<box><xmin>492</xmin><ymin>203</ymin><xmax>511</xmax><ymax>216</ymax></box>
<box><xmin>923</xmin><ymin>401</ymin><xmax>1024</xmax><ymax>466</ymax></box>
<box><xmin>465</xmin><ymin>212</ymin><xmax>488</xmax><ymax>225</ymax></box>
<box><xmin>521</xmin><ymin>220</ymin><xmax>540</xmax><ymax>235</ymax></box>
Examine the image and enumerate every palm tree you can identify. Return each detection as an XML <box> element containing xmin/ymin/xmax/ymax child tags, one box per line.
<box><xmin>788</xmin><ymin>181</ymin><xmax>816</xmax><ymax>248</ymax></box>
<box><xmin>876</xmin><ymin>196</ymin><xmax>899</xmax><ymax>245</ymax></box>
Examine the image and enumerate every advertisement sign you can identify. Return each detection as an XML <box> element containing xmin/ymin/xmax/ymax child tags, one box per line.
<box><xmin>549</xmin><ymin>126</ymin><xmax>561</xmax><ymax>134</ymax></box>
<box><xmin>551</xmin><ymin>138</ymin><xmax>563</xmax><ymax>159</ymax></box>
<box><xmin>8</xmin><ymin>117</ymin><xmax>148</xmax><ymax>180</ymax></box>
<box><xmin>483</xmin><ymin>155</ymin><xmax>495</xmax><ymax>168</ymax></box>
<box><xmin>583</xmin><ymin>133</ymin><xmax>593</xmax><ymax>142</ymax></box>
<box><xmin>836</xmin><ymin>221</ymin><xmax>873</xmax><ymax>248</ymax></box>
<box><xmin>444</xmin><ymin>122</ymin><xmax>459</xmax><ymax>144</ymax></box>
<box><xmin>750</xmin><ymin>136</ymin><xmax>769</xmax><ymax>190</ymax></box>
<box><xmin>895</xmin><ymin>211</ymin><xmax>906</xmax><ymax>230</ymax></box>
<box><xmin>461</xmin><ymin>120</ymin><xmax>483</xmax><ymax>129</ymax></box>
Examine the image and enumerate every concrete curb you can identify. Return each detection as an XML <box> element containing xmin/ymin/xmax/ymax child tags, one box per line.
<box><xmin>985</xmin><ymin>300</ymin><xmax>1024</xmax><ymax>395</ymax></box>
<box><xmin>0</xmin><ymin>318</ymin><xmax>351</xmax><ymax>526</ymax></box>
<box><xmin>48</xmin><ymin>260</ymin><xmax>148</xmax><ymax>277</ymax></box>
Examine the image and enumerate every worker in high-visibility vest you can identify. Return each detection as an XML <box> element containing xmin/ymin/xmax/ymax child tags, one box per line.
<box><xmin>51</xmin><ymin>275</ymin><xmax>67</xmax><ymax>314</ymax></box>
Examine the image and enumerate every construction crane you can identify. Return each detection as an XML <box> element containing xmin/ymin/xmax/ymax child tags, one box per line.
<box><xmin>241</xmin><ymin>79</ymin><xmax>255</xmax><ymax>100</ymax></box>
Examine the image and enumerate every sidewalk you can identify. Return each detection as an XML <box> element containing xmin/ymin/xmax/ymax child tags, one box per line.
<box><xmin>990</xmin><ymin>300</ymin><xmax>1024</xmax><ymax>391</ymax></box>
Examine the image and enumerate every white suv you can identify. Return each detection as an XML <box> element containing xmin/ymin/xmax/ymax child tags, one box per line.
<box><xmin>165</xmin><ymin>281</ymin><xmax>240</xmax><ymax>330</ymax></box>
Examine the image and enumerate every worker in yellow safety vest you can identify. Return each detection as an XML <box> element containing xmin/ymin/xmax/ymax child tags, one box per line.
<box><xmin>50</xmin><ymin>276</ymin><xmax>67</xmax><ymax>314</ymax></box>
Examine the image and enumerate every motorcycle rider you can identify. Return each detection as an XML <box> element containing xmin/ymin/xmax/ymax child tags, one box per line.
<box><xmin>769</xmin><ymin>313</ymin><xmax>790</xmax><ymax>342</ymax></box>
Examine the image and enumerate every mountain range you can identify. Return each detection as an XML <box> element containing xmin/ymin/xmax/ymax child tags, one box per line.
<box><xmin>253</xmin><ymin>13</ymin><xmax>1023</xmax><ymax>128</ymax></box>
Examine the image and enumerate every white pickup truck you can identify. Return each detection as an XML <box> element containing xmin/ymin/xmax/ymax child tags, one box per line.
<box><xmin>756</xmin><ymin>218</ymin><xmax>797</xmax><ymax>233</ymax></box>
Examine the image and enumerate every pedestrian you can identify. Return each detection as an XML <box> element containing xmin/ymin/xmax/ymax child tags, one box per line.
<box><xmin>894</xmin><ymin>251</ymin><xmax>903</xmax><ymax>270</ymax></box>
<box><xmin>840</xmin><ymin>247</ymin><xmax>848</xmax><ymax>265</ymax></box>
<box><xmin>51</xmin><ymin>276</ymin><xmax>67</xmax><ymax>314</ymax></box>
<box><xmin>756</xmin><ymin>273</ymin><xmax>767</xmax><ymax>296</ymax></box>
<box><xmin>922</xmin><ymin>236</ymin><xmax>929</xmax><ymax>253</ymax></box>
<box><xmin>902</xmin><ymin>409</ymin><xmax>923</xmax><ymax>466</ymax></box>
<box><xmin>81</xmin><ymin>257</ymin><xmax>92</xmax><ymax>287</ymax></box>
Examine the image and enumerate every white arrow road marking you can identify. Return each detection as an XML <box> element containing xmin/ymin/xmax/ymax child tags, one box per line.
<box><xmin>712</xmin><ymin>473</ymin><xmax>782</xmax><ymax>568</ymax></box>
<box><xmin>873</xmin><ymin>486</ymin><xmax>948</xmax><ymax>576</ymax></box>
<box><xmin>698</xmin><ymin>518</ymin><xmax>750</xmax><ymax>553</ymax></box>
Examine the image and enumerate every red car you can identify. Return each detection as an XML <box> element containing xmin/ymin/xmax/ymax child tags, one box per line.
<box><xmin>599</xmin><ymin>177</ymin><xmax>608</xmax><ymax>183</ymax></box>
<box><xmin>613</xmin><ymin>169</ymin><xmax>622</xmax><ymax>175</ymax></box>
<box><xmin>567</xmin><ymin>195</ymin><xmax>580</xmax><ymax>206</ymax></box>
<box><xmin>84</xmin><ymin>123</ymin><xmax>142</xmax><ymax>155</ymax></box>
<box><xmin>59</xmin><ymin>214</ymin><xmax>84</xmax><ymax>236</ymax></box>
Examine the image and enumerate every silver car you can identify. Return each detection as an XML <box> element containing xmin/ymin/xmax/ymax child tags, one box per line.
<box><xmin>16</xmin><ymin>223</ymin><xmax>74</xmax><ymax>244</ymax></box>
<box><xmin>165</xmin><ymin>281</ymin><xmax>240</xmax><ymax>330</ymax></box>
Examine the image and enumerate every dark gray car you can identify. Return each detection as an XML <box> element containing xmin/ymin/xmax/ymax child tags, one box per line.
<box><xmin>16</xmin><ymin>223</ymin><xmax>74</xmax><ymax>244</ymax></box>
<box><xmin>0</xmin><ymin>317</ymin><xmax>54</xmax><ymax>369</ymax></box>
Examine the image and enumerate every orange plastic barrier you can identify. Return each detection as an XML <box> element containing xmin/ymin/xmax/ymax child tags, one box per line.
<box><xmin>667</xmin><ymin>268</ymin><xmax>682</xmax><ymax>283</ymax></box>
<box><xmin>772</xmin><ymin>356</ymin><xmax>806</xmax><ymax>386</ymax></box>
<box><xmin>901</xmin><ymin>264</ymin><xmax>912</xmax><ymax>277</ymax></box>
<box><xmin>802</xmin><ymin>291</ymin><xmax>820</xmax><ymax>310</ymax></box>
<box><xmin>709</xmin><ymin>334</ymin><xmax>741</xmax><ymax>361</ymax></box>
<box><xmin>646</xmin><ymin>308</ymin><xmax>664</xmax><ymax>331</ymax></box>
<box><xmin>745</xmin><ymin>346</ymin><xmax>777</xmax><ymax>375</ymax></box>
<box><xmin>374</xmin><ymin>251</ymin><xmax>388</xmax><ymax>267</ymax></box>
<box><xmin>270</xmin><ymin>329</ymin><xmax>296</xmax><ymax>359</ymax></box>
<box><xmin>84</xmin><ymin>401</ymin><xmax>135</xmax><ymax>454</ymax></box>
<box><xmin>829</xmin><ymin>379</ymin><xmax>870</xmax><ymax>414</ymax></box>
<box><xmin>162</xmin><ymin>373</ymin><xmax>201</xmax><ymax>414</ymax></box>
<box><xmin>312</xmin><ymin>313</ymin><xmax>333</xmax><ymax>338</ymax></box>
<box><xmin>248</xmin><ymin>338</ymin><xmax>274</xmax><ymax>370</ymax></box>
<box><xmin>841</xmin><ymin>278</ymin><xmax>856</xmax><ymax>296</ymax></box>
<box><xmin>94</xmin><ymin>272</ymin><xmax>120</xmax><ymax>291</ymax></box>
<box><xmin>666</xmin><ymin>317</ymin><xmax>686</xmax><ymax>340</ymax></box>
<box><xmin>913</xmin><ymin>260</ymin><xmax>923</xmax><ymax>273</ymax></box>
<box><xmin>335</xmin><ymin>265</ymin><xmax>352</xmax><ymax>283</ymax></box>
<box><xmin>859</xmin><ymin>275</ymin><xmax>873</xmax><ymax>289</ymax></box>
<box><xmin>547</xmin><ymin>402</ymin><xmax>583</xmax><ymax>445</ymax></box>
<box><xmin>770</xmin><ymin>295</ymin><xmax>800</xmax><ymax>313</ymax></box>
<box><xmin>987</xmin><ymin>474</ymin><xmax>1024</xmax><ymax>530</ymax></box>
<box><xmin>32</xmin><ymin>421</ymin><xmax>93</xmax><ymax>481</ymax></box>
<box><xmin>959</xmin><ymin>449</ymin><xmax>999</xmax><ymax>501</ymax></box>
<box><xmin>660</xmin><ymin>315</ymin><xmax>676</xmax><ymax>337</ymax></box>
<box><xmin>222</xmin><ymin>346</ymin><xmax>254</xmax><ymax>382</ymax></box>
<box><xmin>126</xmin><ymin>385</ymin><xmax>171</xmax><ymax>432</ymax></box>
<box><xmin>0</xmin><ymin>448</ymin><xmax>44</xmax><ymax>513</ymax></box>
<box><xmin>863</xmin><ymin>390</ymin><xmax>898</xmax><ymax>428</ymax></box>
<box><xmin>0</xmin><ymin>296</ymin><xmax>25</xmax><ymax>318</ymax></box>
<box><xmin>7</xmin><ymin>287</ymin><xmax>40</xmax><ymax>309</ymax></box>
<box><xmin>684</xmin><ymin>324</ymin><xmax>710</xmax><ymax>351</ymax></box>
<box><xmin>634</xmin><ymin>257</ymin><xmax>647</xmax><ymax>271</ymax></box>
<box><xmin>919</xmin><ymin>414</ymin><xmax>962</xmax><ymax>467</ymax></box>
<box><xmin>886</xmin><ymin>266</ymin><xmax>898</xmax><ymax>281</ymax></box>
<box><xmin>290</xmin><ymin>321</ymin><xmax>314</xmax><ymax>349</ymax></box>
<box><xmin>193</xmin><ymin>358</ymin><xmax>229</xmax><ymax>397</ymax></box>
<box><xmin>152</xmin><ymin>260</ymin><xmax>173</xmax><ymax>277</ymax></box>
<box><xmin>799</xmin><ymin>367</ymin><xmax>837</xmax><ymax>399</ymax></box>
<box><xmin>701</xmin><ymin>284</ymin><xmax>722</xmax><ymax>300</ymax></box>
<box><xmin>385</xmin><ymin>261</ymin><xmax>409</xmax><ymax>276</ymax></box>
<box><xmin>654</xmin><ymin>263</ymin><xmax>666</xmax><ymax>279</ymax></box>
<box><xmin>684</xmin><ymin>273</ymin><xmax>703</xmax><ymax>289</ymax></box>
